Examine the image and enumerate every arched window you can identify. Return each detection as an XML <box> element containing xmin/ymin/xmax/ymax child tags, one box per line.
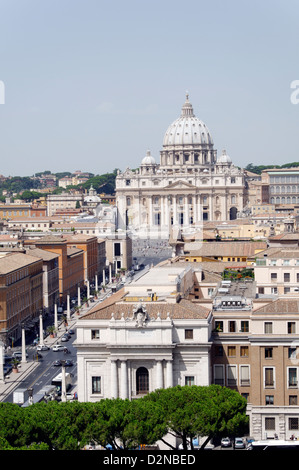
<box><xmin>136</xmin><ymin>367</ymin><xmax>149</xmax><ymax>395</ymax></box>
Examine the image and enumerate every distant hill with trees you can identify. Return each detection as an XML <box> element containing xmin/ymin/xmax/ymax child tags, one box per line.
<box><xmin>0</xmin><ymin>169</ymin><xmax>119</xmax><ymax>202</ymax></box>
<box><xmin>245</xmin><ymin>162</ymin><xmax>299</xmax><ymax>174</ymax></box>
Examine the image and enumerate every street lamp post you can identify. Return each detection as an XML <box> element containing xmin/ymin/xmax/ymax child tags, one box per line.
<box><xmin>39</xmin><ymin>313</ymin><xmax>44</xmax><ymax>346</ymax></box>
<box><xmin>54</xmin><ymin>304</ymin><xmax>58</xmax><ymax>331</ymax></box>
<box><xmin>21</xmin><ymin>326</ymin><xmax>27</xmax><ymax>364</ymax></box>
<box><xmin>60</xmin><ymin>360</ymin><xmax>67</xmax><ymax>402</ymax></box>
<box><xmin>0</xmin><ymin>340</ymin><xmax>5</xmax><ymax>384</ymax></box>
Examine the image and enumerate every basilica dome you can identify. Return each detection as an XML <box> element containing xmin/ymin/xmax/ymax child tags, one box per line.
<box><xmin>162</xmin><ymin>94</ymin><xmax>213</xmax><ymax>148</ymax></box>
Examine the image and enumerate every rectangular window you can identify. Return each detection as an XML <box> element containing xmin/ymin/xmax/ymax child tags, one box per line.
<box><xmin>240</xmin><ymin>346</ymin><xmax>249</xmax><ymax>357</ymax></box>
<box><xmin>289</xmin><ymin>396</ymin><xmax>298</xmax><ymax>405</ymax></box>
<box><xmin>214</xmin><ymin>365</ymin><xmax>224</xmax><ymax>386</ymax></box>
<box><xmin>265</xmin><ymin>417</ymin><xmax>275</xmax><ymax>430</ymax></box>
<box><xmin>114</xmin><ymin>243</ymin><xmax>121</xmax><ymax>256</ymax></box>
<box><xmin>229</xmin><ymin>321</ymin><xmax>236</xmax><ymax>333</ymax></box>
<box><xmin>265</xmin><ymin>347</ymin><xmax>273</xmax><ymax>359</ymax></box>
<box><xmin>288</xmin><ymin>322</ymin><xmax>296</xmax><ymax>334</ymax></box>
<box><xmin>241</xmin><ymin>321</ymin><xmax>249</xmax><ymax>333</ymax></box>
<box><xmin>289</xmin><ymin>348</ymin><xmax>297</xmax><ymax>359</ymax></box>
<box><xmin>92</xmin><ymin>376</ymin><xmax>101</xmax><ymax>394</ymax></box>
<box><xmin>264</xmin><ymin>322</ymin><xmax>273</xmax><ymax>334</ymax></box>
<box><xmin>284</xmin><ymin>273</ymin><xmax>291</xmax><ymax>282</ymax></box>
<box><xmin>289</xmin><ymin>418</ymin><xmax>299</xmax><ymax>431</ymax></box>
<box><xmin>265</xmin><ymin>395</ymin><xmax>274</xmax><ymax>405</ymax></box>
<box><xmin>227</xmin><ymin>365</ymin><xmax>237</xmax><ymax>386</ymax></box>
<box><xmin>228</xmin><ymin>346</ymin><xmax>236</xmax><ymax>357</ymax></box>
<box><xmin>184</xmin><ymin>329</ymin><xmax>193</xmax><ymax>340</ymax></box>
<box><xmin>271</xmin><ymin>273</ymin><xmax>277</xmax><ymax>281</ymax></box>
<box><xmin>214</xmin><ymin>321</ymin><xmax>223</xmax><ymax>332</ymax></box>
<box><xmin>240</xmin><ymin>365</ymin><xmax>250</xmax><ymax>385</ymax></box>
<box><xmin>288</xmin><ymin>368</ymin><xmax>298</xmax><ymax>388</ymax></box>
<box><xmin>91</xmin><ymin>329</ymin><xmax>100</xmax><ymax>340</ymax></box>
<box><xmin>185</xmin><ymin>376</ymin><xmax>194</xmax><ymax>386</ymax></box>
<box><xmin>265</xmin><ymin>367</ymin><xmax>274</xmax><ymax>387</ymax></box>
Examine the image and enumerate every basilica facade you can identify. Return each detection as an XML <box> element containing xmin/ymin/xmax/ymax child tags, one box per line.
<box><xmin>115</xmin><ymin>95</ymin><xmax>247</xmax><ymax>238</ymax></box>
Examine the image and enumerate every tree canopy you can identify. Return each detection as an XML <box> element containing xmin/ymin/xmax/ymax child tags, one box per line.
<box><xmin>0</xmin><ymin>385</ymin><xmax>248</xmax><ymax>450</ymax></box>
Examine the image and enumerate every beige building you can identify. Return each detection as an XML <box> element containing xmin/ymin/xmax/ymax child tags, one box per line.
<box><xmin>105</xmin><ymin>234</ymin><xmax>132</xmax><ymax>272</ymax></box>
<box><xmin>0</xmin><ymin>252</ymin><xmax>44</xmax><ymax>346</ymax></box>
<box><xmin>47</xmin><ymin>192</ymin><xmax>83</xmax><ymax>216</ymax></box>
<box><xmin>255</xmin><ymin>247</ymin><xmax>299</xmax><ymax>296</ymax></box>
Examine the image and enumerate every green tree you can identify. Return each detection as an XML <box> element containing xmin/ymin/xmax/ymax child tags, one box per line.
<box><xmin>143</xmin><ymin>385</ymin><xmax>248</xmax><ymax>450</ymax></box>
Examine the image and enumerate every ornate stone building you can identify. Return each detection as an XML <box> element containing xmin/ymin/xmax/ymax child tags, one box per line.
<box><xmin>116</xmin><ymin>94</ymin><xmax>246</xmax><ymax>238</ymax></box>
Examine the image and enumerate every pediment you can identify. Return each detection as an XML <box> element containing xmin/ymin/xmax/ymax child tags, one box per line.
<box><xmin>166</xmin><ymin>180</ymin><xmax>196</xmax><ymax>189</ymax></box>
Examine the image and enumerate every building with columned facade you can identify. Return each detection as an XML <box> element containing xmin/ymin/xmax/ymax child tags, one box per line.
<box><xmin>115</xmin><ymin>94</ymin><xmax>247</xmax><ymax>238</ymax></box>
<box><xmin>75</xmin><ymin>265</ymin><xmax>212</xmax><ymax>408</ymax></box>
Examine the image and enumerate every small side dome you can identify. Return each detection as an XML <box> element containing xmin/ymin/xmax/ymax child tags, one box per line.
<box><xmin>141</xmin><ymin>150</ymin><xmax>156</xmax><ymax>165</ymax></box>
<box><xmin>217</xmin><ymin>149</ymin><xmax>232</xmax><ymax>164</ymax></box>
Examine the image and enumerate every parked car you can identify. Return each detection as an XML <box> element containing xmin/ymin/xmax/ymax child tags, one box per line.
<box><xmin>52</xmin><ymin>344</ymin><xmax>65</xmax><ymax>352</ymax></box>
<box><xmin>36</xmin><ymin>344</ymin><xmax>49</xmax><ymax>351</ymax></box>
<box><xmin>68</xmin><ymin>329</ymin><xmax>75</xmax><ymax>335</ymax></box>
<box><xmin>53</xmin><ymin>360</ymin><xmax>62</xmax><ymax>366</ymax></box>
<box><xmin>61</xmin><ymin>335</ymin><xmax>69</xmax><ymax>342</ymax></box>
<box><xmin>221</xmin><ymin>437</ymin><xmax>232</xmax><ymax>448</ymax></box>
<box><xmin>64</xmin><ymin>360</ymin><xmax>73</xmax><ymax>367</ymax></box>
<box><xmin>12</xmin><ymin>351</ymin><xmax>28</xmax><ymax>358</ymax></box>
<box><xmin>234</xmin><ymin>438</ymin><xmax>245</xmax><ymax>449</ymax></box>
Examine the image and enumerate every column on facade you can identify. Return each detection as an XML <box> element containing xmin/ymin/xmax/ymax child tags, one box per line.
<box><xmin>156</xmin><ymin>360</ymin><xmax>163</xmax><ymax>390</ymax></box>
<box><xmin>173</xmin><ymin>196</ymin><xmax>177</xmax><ymax>225</ymax></box>
<box><xmin>111</xmin><ymin>360</ymin><xmax>118</xmax><ymax>398</ymax></box>
<box><xmin>197</xmin><ymin>195</ymin><xmax>201</xmax><ymax>222</ymax></box>
<box><xmin>160</xmin><ymin>196</ymin><xmax>165</xmax><ymax>228</ymax></box>
<box><xmin>184</xmin><ymin>195</ymin><xmax>189</xmax><ymax>226</ymax></box>
<box><xmin>166</xmin><ymin>360</ymin><xmax>173</xmax><ymax>388</ymax></box>
<box><xmin>120</xmin><ymin>360</ymin><xmax>128</xmax><ymax>399</ymax></box>
<box><xmin>209</xmin><ymin>193</ymin><xmax>213</xmax><ymax>221</ymax></box>
<box><xmin>149</xmin><ymin>197</ymin><xmax>153</xmax><ymax>227</ymax></box>
<box><xmin>192</xmin><ymin>195</ymin><xmax>197</xmax><ymax>224</ymax></box>
<box><xmin>165</xmin><ymin>196</ymin><xmax>170</xmax><ymax>233</ymax></box>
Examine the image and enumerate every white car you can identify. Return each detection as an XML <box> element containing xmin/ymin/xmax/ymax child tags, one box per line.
<box><xmin>52</xmin><ymin>344</ymin><xmax>65</xmax><ymax>352</ymax></box>
<box><xmin>36</xmin><ymin>344</ymin><xmax>50</xmax><ymax>351</ymax></box>
<box><xmin>12</xmin><ymin>351</ymin><xmax>28</xmax><ymax>358</ymax></box>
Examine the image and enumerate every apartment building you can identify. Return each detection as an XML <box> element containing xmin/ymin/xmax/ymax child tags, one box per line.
<box><xmin>63</xmin><ymin>234</ymin><xmax>98</xmax><ymax>282</ymax></box>
<box><xmin>0</xmin><ymin>252</ymin><xmax>43</xmax><ymax>346</ymax></box>
<box><xmin>0</xmin><ymin>202</ymin><xmax>46</xmax><ymax>220</ymax></box>
<box><xmin>255</xmin><ymin>247</ymin><xmax>299</xmax><ymax>296</ymax></box>
<box><xmin>105</xmin><ymin>234</ymin><xmax>132</xmax><ymax>271</ymax></box>
<box><xmin>24</xmin><ymin>235</ymin><xmax>84</xmax><ymax>303</ymax></box>
<box><xmin>210</xmin><ymin>275</ymin><xmax>299</xmax><ymax>441</ymax></box>
<box><xmin>183</xmin><ymin>241</ymin><xmax>267</xmax><ymax>265</ymax></box>
<box><xmin>47</xmin><ymin>193</ymin><xmax>83</xmax><ymax>217</ymax></box>
<box><xmin>25</xmin><ymin>247</ymin><xmax>59</xmax><ymax>313</ymax></box>
<box><xmin>249</xmin><ymin>298</ymin><xmax>299</xmax><ymax>440</ymax></box>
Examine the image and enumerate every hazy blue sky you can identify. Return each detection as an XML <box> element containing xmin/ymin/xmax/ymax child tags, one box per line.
<box><xmin>0</xmin><ymin>0</ymin><xmax>299</xmax><ymax>176</ymax></box>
